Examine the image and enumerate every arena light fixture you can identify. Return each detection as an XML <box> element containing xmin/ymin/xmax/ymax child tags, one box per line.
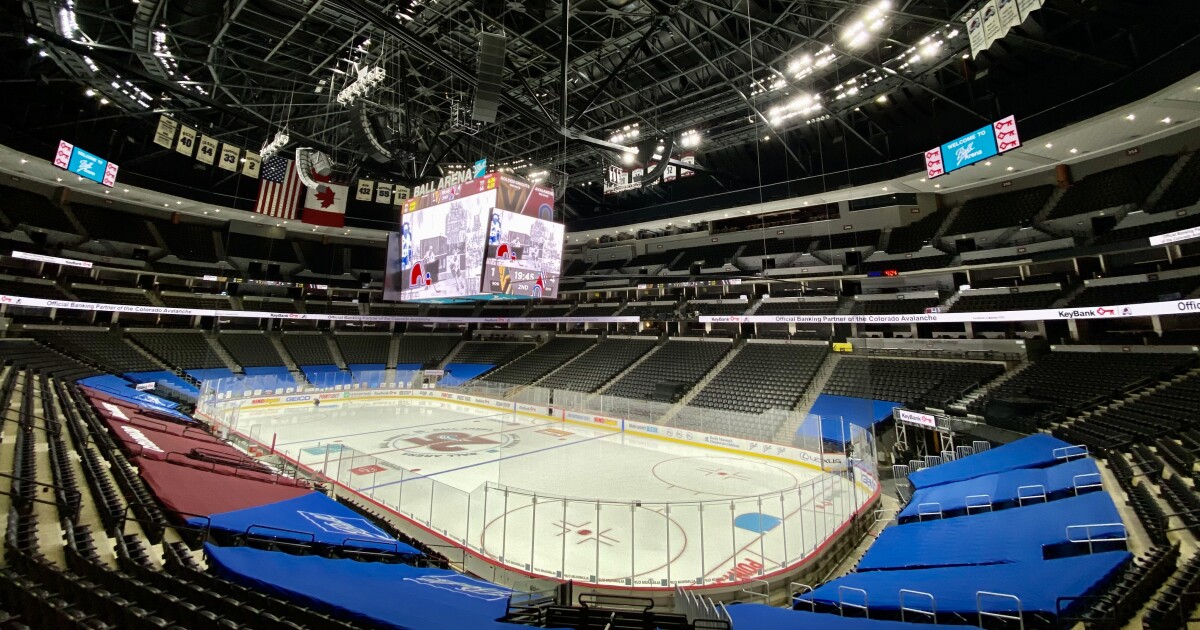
<box><xmin>336</xmin><ymin>62</ymin><xmax>386</xmax><ymax>106</ymax></box>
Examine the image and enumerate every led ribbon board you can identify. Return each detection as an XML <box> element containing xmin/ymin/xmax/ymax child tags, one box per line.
<box><xmin>924</xmin><ymin>115</ymin><xmax>1020</xmax><ymax>179</ymax></box>
<box><xmin>53</xmin><ymin>140</ymin><xmax>118</xmax><ymax>187</ymax></box>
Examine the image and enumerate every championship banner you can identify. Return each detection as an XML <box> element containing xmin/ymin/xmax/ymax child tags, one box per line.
<box><xmin>196</xmin><ymin>135</ymin><xmax>218</xmax><ymax>165</ymax></box>
<box><xmin>966</xmin><ymin>10</ymin><xmax>986</xmax><ymax>58</ymax></box>
<box><xmin>355</xmin><ymin>179</ymin><xmax>375</xmax><ymax>201</ymax></box>
<box><xmin>997</xmin><ymin>0</ymin><xmax>1021</xmax><ymax>30</ymax></box>
<box><xmin>175</xmin><ymin>126</ymin><xmax>197</xmax><ymax>157</ymax></box>
<box><xmin>979</xmin><ymin>1</ymin><xmax>1002</xmax><ymax>50</ymax></box>
<box><xmin>153</xmin><ymin>116</ymin><xmax>178</xmax><ymax>148</ymax></box>
<box><xmin>394</xmin><ymin>186</ymin><xmax>410</xmax><ymax>202</ymax></box>
<box><xmin>1017</xmin><ymin>0</ymin><xmax>1043</xmax><ymax>21</ymax></box>
<box><xmin>241</xmin><ymin>151</ymin><xmax>260</xmax><ymax>178</ymax></box>
<box><xmin>218</xmin><ymin>144</ymin><xmax>240</xmax><ymax>172</ymax></box>
<box><xmin>374</xmin><ymin>182</ymin><xmax>392</xmax><ymax>204</ymax></box>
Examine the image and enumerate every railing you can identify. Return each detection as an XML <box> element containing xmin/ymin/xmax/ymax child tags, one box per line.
<box><xmin>195</xmin><ymin>373</ymin><xmax>880</xmax><ymax>590</ymax></box>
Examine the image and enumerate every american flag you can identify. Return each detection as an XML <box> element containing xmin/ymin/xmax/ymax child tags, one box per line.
<box><xmin>254</xmin><ymin>156</ymin><xmax>303</xmax><ymax>219</ymax></box>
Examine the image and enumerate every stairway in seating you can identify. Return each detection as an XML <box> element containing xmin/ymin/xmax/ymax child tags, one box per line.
<box><xmin>268</xmin><ymin>332</ymin><xmax>302</xmax><ymax>380</ymax></box>
<box><xmin>771</xmin><ymin>352</ymin><xmax>840</xmax><ymax>444</ymax></box>
<box><xmin>324</xmin><ymin>333</ymin><xmax>347</xmax><ymax>370</ymax></box>
<box><xmin>1032</xmin><ymin>186</ymin><xmax>1068</xmax><ymax>223</ymax></box>
<box><xmin>932</xmin><ymin>205</ymin><xmax>962</xmax><ymax>240</ymax></box>
<box><xmin>1145</xmin><ymin>152</ymin><xmax>1194</xmax><ymax>210</ymax></box>
<box><xmin>525</xmin><ymin>335</ymin><xmax>605</xmax><ymax>389</ymax></box>
<box><xmin>657</xmin><ymin>338</ymin><xmax>745</xmax><ymax>426</ymax></box>
<box><xmin>593</xmin><ymin>335</ymin><xmax>667</xmax><ymax>396</ymax></box>
<box><xmin>202</xmin><ymin>332</ymin><xmax>242</xmax><ymax>373</ymax></box>
<box><xmin>948</xmin><ymin>360</ymin><xmax>1031</xmax><ymax>415</ymax></box>
<box><xmin>437</xmin><ymin>338</ymin><xmax>469</xmax><ymax>369</ymax></box>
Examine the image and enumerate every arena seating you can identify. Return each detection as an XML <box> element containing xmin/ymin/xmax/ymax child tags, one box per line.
<box><xmin>482</xmin><ymin>336</ymin><xmax>596</xmax><ymax>385</ymax></box>
<box><xmin>860</xmin><ymin>253</ymin><xmax>954</xmax><ymax>273</ymax></box>
<box><xmin>812</xmin><ymin>229</ymin><xmax>881</xmax><ymax>251</ymax></box>
<box><xmin>756</xmin><ymin>299</ymin><xmax>839</xmax><ymax>315</ymax></box>
<box><xmin>1066</xmin><ymin>274</ymin><xmax>1200</xmax><ymax>307</ymax></box>
<box><xmin>604</xmin><ymin>339</ymin><xmax>731</xmax><ymax>402</ymax></box>
<box><xmin>71</xmin><ymin>204</ymin><xmax>158</xmax><ymax>246</ymax></box>
<box><xmin>130</xmin><ymin>329</ymin><xmax>225</xmax><ymax>369</ymax></box>
<box><xmin>217</xmin><ymin>331</ymin><xmax>285</xmax><ymax>367</ymax></box>
<box><xmin>334</xmin><ymin>333</ymin><xmax>390</xmax><ymax>365</ymax></box>
<box><xmin>570</xmin><ymin>303</ymin><xmax>622</xmax><ymax>317</ymax></box>
<box><xmin>685</xmin><ymin>300</ymin><xmax>749</xmax><ymax>315</ymax></box>
<box><xmin>242</xmin><ymin>296</ymin><xmax>298</xmax><ymax>313</ymax></box>
<box><xmin>159</xmin><ymin>291</ymin><xmax>233</xmax><ymax>310</ymax></box>
<box><xmin>30</xmin><ymin>329</ymin><xmax>162</xmax><ymax>373</ymax></box>
<box><xmin>1153</xmin><ymin>153</ymin><xmax>1200</xmax><ymax>213</ymax></box>
<box><xmin>294</xmin><ymin>239</ymin><xmax>345</xmax><ymax>275</ymax></box>
<box><xmin>1048</xmin><ymin>155</ymin><xmax>1175</xmax><ymax>219</ymax></box>
<box><xmin>944</xmin><ymin>185</ymin><xmax>1054</xmax><ymax>235</ymax></box>
<box><xmin>850</xmin><ymin>295</ymin><xmax>940</xmax><ymax>315</ymax></box>
<box><xmin>947</xmin><ymin>287</ymin><xmax>1060</xmax><ymax>312</ymax></box>
<box><xmin>824</xmin><ymin>356</ymin><xmax>1003</xmax><ymax>409</ymax></box>
<box><xmin>280</xmin><ymin>332</ymin><xmax>336</xmax><ymax>365</ymax></box>
<box><xmin>1093</xmin><ymin>213</ymin><xmax>1200</xmax><ymax>246</ymax></box>
<box><xmin>0</xmin><ymin>184</ymin><xmax>77</xmax><ymax>233</ymax></box>
<box><xmin>304</xmin><ymin>301</ymin><xmax>360</xmax><ymax>315</ymax></box>
<box><xmin>885</xmin><ymin>210</ymin><xmax>948</xmax><ymax>253</ymax></box>
<box><xmin>151</xmin><ymin>219</ymin><xmax>221</xmax><ymax>262</ymax></box>
<box><xmin>1058</xmin><ymin>371</ymin><xmax>1200</xmax><ymax>451</ymax></box>
<box><xmin>974</xmin><ymin>350</ymin><xmax>1195</xmax><ymax>424</ymax></box>
<box><xmin>69</xmin><ymin>283</ymin><xmax>157</xmax><ymax>306</ymax></box>
<box><xmin>538</xmin><ymin>337</ymin><xmax>656</xmax><ymax>392</ymax></box>
<box><xmin>394</xmin><ymin>333</ymin><xmax>461</xmax><ymax>367</ymax></box>
<box><xmin>451</xmin><ymin>339</ymin><xmax>535</xmax><ymax>364</ymax></box>
<box><xmin>688</xmin><ymin>342</ymin><xmax>828</xmax><ymax>414</ymax></box>
<box><xmin>225</xmin><ymin>232</ymin><xmax>299</xmax><ymax>263</ymax></box>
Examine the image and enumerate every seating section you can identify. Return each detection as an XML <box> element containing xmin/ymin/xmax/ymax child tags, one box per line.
<box><xmin>974</xmin><ymin>351</ymin><xmax>1195</xmax><ymax>421</ymax></box>
<box><xmin>813</xmin><ymin>229</ymin><xmax>880</xmax><ymax>251</ymax></box>
<box><xmin>945</xmin><ymin>185</ymin><xmax>1053</xmax><ymax>235</ymax></box>
<box><xmin>281</xmin><ymin>333</ymin><xmax>336</xmax><ymax>365</ymax></box>
<box><xmin>395</xmin><ymin>334</ymin><xmax>460</xmax><ymax>367</ymax></box>
<box><xmin>218</xmin><ymin>332</ymin><xmax>285</xmax><ymax>367</ymax></box>
<box><xmin>604</xmin><ymin>340</ymin><xmax>731</xmax><ymax>402</ymax></box>
<box><xmin>225</xmin><ymin>232</ymin><xmax>298</xmax><ymax>263</ymax></box>
<box><xmin>824</xmin><ymin>357</ymin><xmax>1003</xmax><ymax>408</ymax></box>
<box><xmin>304</xmin><ymin>301</ymin><xmax>360</xmax><ymax>315</ymax></box>
<box><xmin>71</xmin><ymin>204</ymin><xmax>158</xmax><ymax>246</ymax></box>
<box><xmin>482</xmin><ymin>337</ymin><xmax>596</xmax><ymax>385</ymax></box>
<box><xmin>1067</xmin><ymin>275</ymin><xmax>1200</xmax><ymax>307</ymax></box>
<box><xmin>69</xmin><ymin>284</ymin><xmax>157</xmax><ymax>307</ymax></box>
<box><xmin>861</xmin><ymin>253</ymin><xmax>953</xmax><ymax>273</ymax></box>
<box><xmin>689</xmin><ymin>343</ymin><xmax>828</xmax><ymax>414</ymax></box>
<box><xmin>1057</xmin><ymin>371</ymin><xmax>1200</xmax><ymax>451</ymax></box>
<box><xmin>242</xmin><ymin>296</ymin><xmax>298</xmax><ymax>313</ymax></box>
<box><xmin>948</xmin><ymin>288</ymin><xmax>1060</xmax><ymax>312</ymax></box>
<box><xmin>451</xmin><ymin>340</ymin><xmax>535</xmax><ymax>364</ymax></box>
<box><xmin>686</xmin><ymin>300</ymin><xmax>748</xmax><ymax>316</ymax></box>
<box><xmin>850</xmin><ymin>296</ymin><xmax>939</xmax><ymax>315</ymax></box>
<box><xmin>571</xmin><ymin>304</ymin><xmax>622</xmax><ymax>317</ymax></box>
<box><xmin>1093</xmin><ymin>214</ymin><xmax>1200</xmax><ymax>246</ymax></box>
<box><xmin>0</xmin><ymin>185</ymin><xmax>76</xmax><ymax>233</ymax></box>
<box><xmin>1153</xmin><ymin>153</ymin><xmax>1200</xmax><ymax>213</ymax></box>
<box><xmin>539</xmin><ymin>338</ymin><xmax>657</xmax><ymax>392</ymax></box>
<box><xmin>886</xmin><ymin>210</ymin><xmax>947</xmax><ymax>253</ymax></box>
<box><xmin>335</xmin><ymin>334</ymin><xmax>390</xmax><ymax>364</ymax></box>
<box><xmin>1049</xmin><ymin>155</ymin><xmax>1174</xmax><ymax>219</ymax></box>
<box><xmin>130</xmin><ymin>330</ymin><xmax>225</xmax><ymax>369</ymax></box>
<box><xmin>30</xmin><ymin>329</ymin><xmax>161</xmax><ymax>372</ymax></box>
<box><xmin>153</xmin><ymin>220</ymin><xmax>221</xmax><ymax>262</ymax></box>
<box><xmin>757</xmin><ymin>300</ymin><xmax>839</xmax><ymax>315</ymax></box>
<box><xmin>159</xmin><ymin>291</ymin><xmax>232</xmax><ymax>310</ymax></box>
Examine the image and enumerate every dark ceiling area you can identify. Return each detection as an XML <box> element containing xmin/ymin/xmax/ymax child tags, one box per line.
<box><xmin>2</xmin><ymin>0</ymin><xmax>1198</xmax><ymax>230</ymax></box>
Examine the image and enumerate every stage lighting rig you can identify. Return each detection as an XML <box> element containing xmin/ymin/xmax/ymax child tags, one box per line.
<box><xmin>260</xmin><ymin>129</ymin><xmax>290</xmax><ymax>161</ymax></box>
<box><xmin>336</xmin><ymin>62</ymin><xmax>386</xmax><ymax>106</ymax></box>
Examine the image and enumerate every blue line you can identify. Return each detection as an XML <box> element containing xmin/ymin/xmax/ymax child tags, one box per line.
<box><xmin>360</xmin><ymin>428</ymin><xmax>622</xmax><ymax>491</ymax></box>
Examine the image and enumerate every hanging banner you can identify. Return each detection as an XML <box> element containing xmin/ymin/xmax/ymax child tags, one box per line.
<box><xmin>375</xmin><ymin>182</ymin><xmax>393</xmax><ymax>204</ymax></box>
<box><xmin>394</xmin><ymin>186</ymin><xmax>411</xmax><ymax>202</ymax></box>
<box><xmin>355</xmin><ymin>179</ymin><xmax>375</xmax><ymax>201</ymax></box>
<box><xmin>997</xmin><ymin>0</ymin><xmax>1022</xmax><ymax>30</ymax></box>
<box><xmin>175</xmin><ymin>126</ymin><xmax>197</xmax><ymax>157</ymax></box>
<box><xmin>966</xmin><ymin>10</ymin><xmax>987</xmax><ymax>58</ymax></box>
<box><xmin>196</xmin><ymin>135</ymin><xmax>218</xmax><ymax>165</ymax></box>
<box><xmin>979</xmin><ymin>1</ymin><xmax>1003</xmax><ymax>50</ymax></box>
<box><xmin>153</xmin><ymin>116</ymin><xmax>178</xmax><ymax>148</ymax></box>
<box><xmin>241</xmin><ymin>151</ymin><xmax>261</xmax><ymax>178</ymax></box>
<box><xmin>1017</xmin><ymin>0</ymin><xmax>1044</xmax><ymax>21</ymax></box>
<box><xmin>472</xmin><ymin>158</ymin><xmax>488</xmax><ymax>178</ymax></box>
<box><xmin>218</xmin><ymin>144</ymin><xmax>240</xmax><ymax>172</ymax></box>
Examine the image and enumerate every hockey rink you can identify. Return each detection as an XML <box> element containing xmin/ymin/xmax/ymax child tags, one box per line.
<box><xmin>233</xmin><ymin>396</ymin><xmax>871</xmax><ymax>588</ymax></box>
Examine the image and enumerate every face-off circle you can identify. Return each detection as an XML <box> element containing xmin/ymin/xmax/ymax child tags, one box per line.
<box><xmin>651</xmin><ymin>456</ymin><xmax>800</xmax><ymax>497</ymax></box>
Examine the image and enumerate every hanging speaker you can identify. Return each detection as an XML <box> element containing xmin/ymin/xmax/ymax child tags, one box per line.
<box><xmin>472</xmin><ymin>32</ymin><xmax>506</xmax><ymax>124</ymax></box>
<box><xmin>350</xmin><ymin>103</ymin><xmax>391</xmax><ymax>163</ymax></box>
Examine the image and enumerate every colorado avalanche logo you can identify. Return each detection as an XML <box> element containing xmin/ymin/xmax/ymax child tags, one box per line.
<box><xmin>410</xmin><ymin>262</ymin><xmax>431</xmax><ymax>287</ymax></box>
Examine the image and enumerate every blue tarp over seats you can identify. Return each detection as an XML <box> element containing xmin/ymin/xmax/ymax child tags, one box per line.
<box><xmin>727</xmin><ymin>604</ymin><xmax>928</xmax><ymax>629</ymax></box>
<box><xmin>126</xmin><ymin>370</ymin><xmax>201</xmax><ymax>399</ymax></box>
<box><xmin>301</xmin><ymin>365</ymin><xmax>354</xmax><ymax>387</ymax></box>
<box><xmin>794</xmin><ymin>395</ymin><xmax>901</xmax><ymax>448</ymax></box>
<box><xmin>77</xmin><ymin>376</ymin><xmax>192</xmax><ymax>421</ymax></box>
<box><xmin>205</xmin><ymin>544</ymin><xmax>569</xmax><ymax>630</ymax></box>
<box><xmin>798</xmin><ymin>551</ymin><xmax>1132</xmax><ymax>617</ymax></box>
<box><xmin>908</xmin><ymin>433</ymin><xmax>1080</xmax><ymax>490</ymax></box>
<box><xmin>188</xmin><ymin>492</ymin><xmax>420</xmax><ymax>554</ymax></box>
<box><xmin>440</xmin><ymin>363</ymin><xmax>495</xmax><ymax>386</ymax></box>
<box><xmin>135</xmin><ymin>456</ymin><xmax>312</xmax><ymax>522</ymax></box>
<box><xmin>898</xmin><ymin>457</ymin><xmax>1103</xmax><ymax>522</ymax></box>
<box><xmin>859</xmin><ymin>492</ymin><xmax>1124</xmax><ymax>571</ymax></box>
<box><xmin>186</xmin><ymin>368</ymin><xmax>236</xmax><ymax>383</ymax></box>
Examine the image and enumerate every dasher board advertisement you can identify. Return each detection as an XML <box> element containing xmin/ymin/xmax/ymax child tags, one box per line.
<box><xmin>481</xmin><ymin>208</ymin><xmax>565</xmax><ymax>299</ymax></box>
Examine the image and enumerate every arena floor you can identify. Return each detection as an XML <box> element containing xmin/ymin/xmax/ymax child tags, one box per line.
<box><xmin>234</xmin><ymin>397</ymin><xmax>867</xmax><ymax>588</ymax></box>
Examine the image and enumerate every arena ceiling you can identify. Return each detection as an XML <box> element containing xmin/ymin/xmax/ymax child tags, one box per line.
<box><xmin>4</xmin><ymin>0</ymin><xmax>1199</xmax><ymax>227</ymax></box>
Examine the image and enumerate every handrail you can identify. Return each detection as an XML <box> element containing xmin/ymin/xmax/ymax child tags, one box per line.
<box><xmin>1065</xmin><ymin>522</ymin><xmax>1127</xmax><ymax>554</ymax></box>
<box><xmin>790</xmin><ymin>583</ymin><xmax>816</xmax><ymax>611</ymax></box>
<box><xmin>1072</xmin><ymin>472</ymin><xmax>1103</xmax><ymax>495</ymax></box>
<box><xmin>976</xmin><ymin>591</ymin><xmax>1023</xmax><ymax>629</ymax></box>
<box><xmin>964</xmin><ymin>494</ymin><xmax>992</xmax><ymax>514</ymax></box>
<box><xmin>837</xmin><ymin>585</ymin><xmax>869</xmax><ymax>618</ymax></box>
<box><xmin>899</xmin><ymin>588</ymin><xmax>937</xmax><ymax>623</ymax></box>
<box><xmin>1016</xmin><ymin>484</ymin><xmax>1047</xmax><ymax>506</ymax></box>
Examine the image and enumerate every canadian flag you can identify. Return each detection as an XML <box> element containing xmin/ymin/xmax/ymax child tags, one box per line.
<box><xmin>301</xmin><ymin>171</ymin><xmax>349</xmax><ymax>228</ymax></box>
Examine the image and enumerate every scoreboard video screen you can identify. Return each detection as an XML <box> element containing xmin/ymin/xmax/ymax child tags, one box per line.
<box><xmin>924</xmin><ymin>115</ymin><xmax>1021</xmax><ymax>179</ymax></box>
<box><xmin>481</xmin><ymin>208</ymin><xmax>565</xmax><ymax>299</ymax></box>
<box><xmin>386</xmin><ymin>188</ymin><xmax>494</xmax><ymax>302</ymax></box>
<box><xmin>53</xmin><ymin>140</ymin><xmax>119</xmax><ymax>187</ymax></box>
